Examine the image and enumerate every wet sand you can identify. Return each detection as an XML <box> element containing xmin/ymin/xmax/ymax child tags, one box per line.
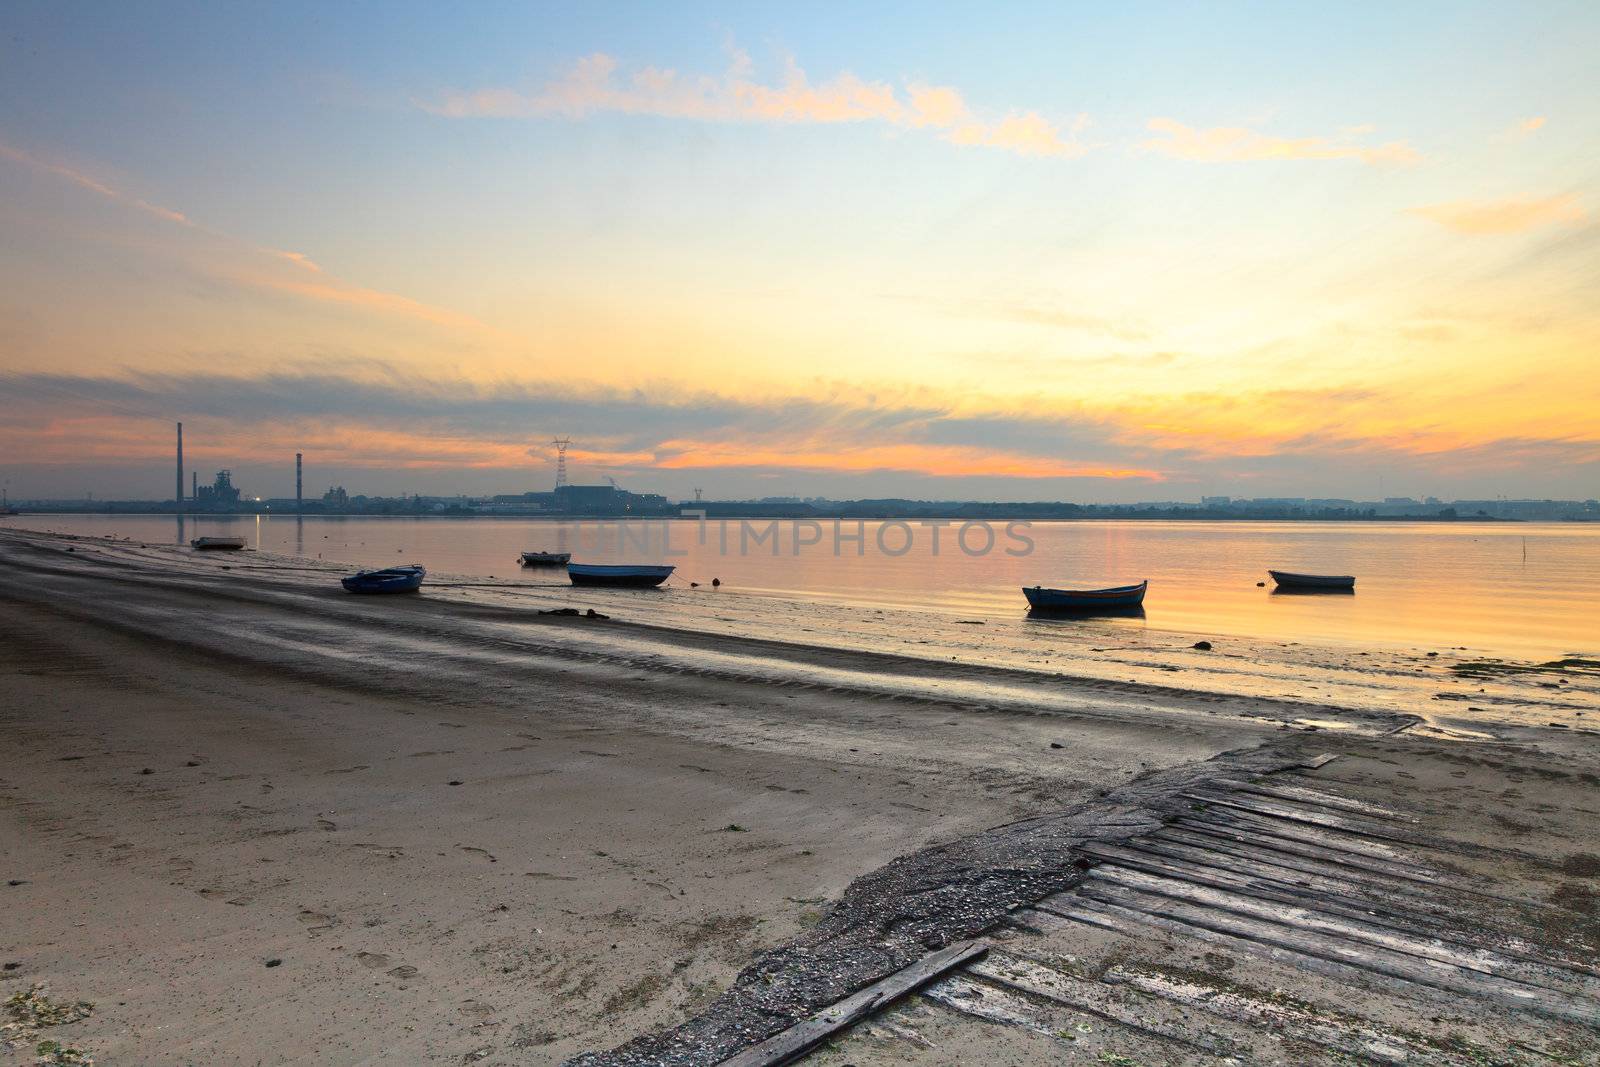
<box><xmin>0</xmin><ymin>528</ymin><xmax>1595</xmax><ymax>1065</ymax></box>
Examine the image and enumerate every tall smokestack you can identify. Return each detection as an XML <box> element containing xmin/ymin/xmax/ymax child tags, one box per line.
<box><xmin>176</xmin><ymin>422</ymin><xmax>184</xmax><ymax>506</ymax></box>
<box><xmin>296</xmin><ymin>453</ymin><xmax>303</xmax><ymax>511</ymax></box>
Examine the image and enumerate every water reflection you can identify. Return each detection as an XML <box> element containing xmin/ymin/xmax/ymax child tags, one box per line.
<box><xmin>1026</xmin><ymin>605</ymin><xmax>1148</xmax><ymax>621</ymax></box>
<box><xmin>1270</xmin><ymin>586</ymin><xmax>1356</xmax><ymax>596</ymax></box>
<box><xmin>10</xmin><ymin>515</ymin><xmax>1599</xmax><ymax>659</ymax></box>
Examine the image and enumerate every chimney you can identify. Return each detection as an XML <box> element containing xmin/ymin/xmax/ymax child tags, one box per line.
<box><xmin>296</xmin><ymin>453</ymin><xmax>303</xmax><ymax>511</ymax></box>
<box><xmin>176</xmin><ymin>422</ymin><xmax>184</xmax><ymax>507</ymax></box>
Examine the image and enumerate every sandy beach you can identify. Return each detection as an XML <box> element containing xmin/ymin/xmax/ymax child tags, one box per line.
<box><xmin>2</xmin><ymin>528</ymin><xmax>1597</xmax><ymax>1065</ymax></box>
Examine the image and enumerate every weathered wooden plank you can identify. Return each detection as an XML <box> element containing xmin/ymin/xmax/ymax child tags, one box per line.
<box><xmin>1183</xmin><ymin>791</ymin><xmax>1533</xmax><ymax>861</ymax></box>
<box><xmin>1164</xmin><ymin>819</ymin><xmax>1548</xmax><ymax>921</ymax></box>
<box><xmin>1180</xmin><ymin>807</ymin><xmax>1452</xmax><ymax>870</ymax></box>
<box><xmin>1070</xmin><ymin>880</ymin><xmax>1600</xmax><ymax>1026</ymax></box>
<box><xmin>1085</xmin><ymin>863</ymin><xmax>1600</xmax><ymax>1001</ymax></box>
<box><xmin>1081</xmin><ymin>838</ymin><xmax>1586</xmax><ymax>970</ymax></box>
<box><xmin>717</xmin><ymin>941</ymin><xmax>988</xmax><ymax>1067</ymax></box>
<box><xmin>1153</xmin><ymin>824</ymin><xmax>1461</xmax><ymax>898</ymax></box>
<box><xmin>967</xmin><ymin>951</ymin><xmax>1239</xmax><ymax>1054</ymax></box>
<box><xmin>1210</xmin><ymin>777</ymin><xmax>1414</xmax><ymax>821</ymax></box>
<box><xmin>922</xmin><ymin>973</ymin><xmax>1073</xmax><ymax>1037</ymax></box>
<box><xmin>1036</xmin><ymin>893</ymin><xmax>1424</xmax><ymax>992</ymax></box>
<box><xmin>1108</xmin><ymin>833</ymin><xmax>1590</xmax><ymax>970</ymax></box>
<box><xmin>1104</xmin><ymin>964</ymin><xmax>1450</xmax><ymax>1066</ymax></box>
<box><xmin>1128</xmin><ymin>831</ymin><xmax>1448</xmax><ymax>903</ymax></box>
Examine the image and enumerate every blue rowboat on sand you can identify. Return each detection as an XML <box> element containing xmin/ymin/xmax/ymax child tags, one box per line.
<box><xmin>567</xmin><ymin>563</ymin><xmax>674</xmax><ymax>588</ymax></box>
<box><xmin>341</xmin><ymin>564</ymin><xmax>426</xmax><ymax>594</ymax></box>
<box><xmin>1023</xmin><ymin>580</ymin><xmax>1147</xmax><ymax>612</ymax></box>
<box><xmin>1269</xmin><ymin>570</ymin><xmax>1355</xmax><ymax>591</ymax></box>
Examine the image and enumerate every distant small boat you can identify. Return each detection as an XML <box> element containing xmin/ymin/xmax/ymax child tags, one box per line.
<box><xmin>190</xmin><ymin>536</ymin><xmax>246</xmax><ymax>551</ymax></box>
<box><xmin>342</xmin><ymin>564</ymin><xmax>426</xmax><ymax>594</ymax></box>
<box><xmin>1024</xmin><ymin>580</ymin><xmax>1147</xmax><ymax>612</ymax></box>
<box><xmin>1269</xmin><ymin>570</ymin><xmax>1355</xmax><ymax>591</ymax></box>
<box><xmin>519</xmin><ymin>551</ymin><xmax>572</xmax><ymax>566</ymax></box>
<box><xmin>567</xmin><ymin>563</ymin><xmax>674</xmax><ymax>588</ymax></box>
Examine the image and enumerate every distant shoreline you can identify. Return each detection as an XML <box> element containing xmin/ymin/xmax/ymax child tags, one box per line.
<box><xmin>0</xmin><ymin>508</ymin><xmax>1545</xmax><ymax>523</ymax></box>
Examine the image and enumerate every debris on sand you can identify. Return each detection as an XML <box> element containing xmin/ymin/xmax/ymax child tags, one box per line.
<box><xmin>1451</xmin><ymin>656</ymin><xmax>1600</xmax><ymax>678</ymax></box>
<box><xmin>3</xmin><ymin>985</ymin><xmax>94</xmax><ymax>1065</ymax></box>
<box><xmin>33</xmin><ymin>1040</ymin><xmax>94</xmax><ymax>1066</ymax></box>
<box><xmin>1192</xmin><ymin>640</ymin><xmax>1213</xmax><ymax>651</ymax></box>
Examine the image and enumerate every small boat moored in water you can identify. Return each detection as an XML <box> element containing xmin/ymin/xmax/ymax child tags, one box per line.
<box><xmin>567</xmin><ymin>563</ymin><xmax>674</xmax><ymax>588</ymax></box>
<box><xmin>1023</xmin><ymin>580</ymin><xmax>1147</xmax><ymax>612</ymax></box>
<box><xmin>519</xmin><ymin>551</ymin><xmax>572</xmax><ymax>566</ymax></box>
<box><xmin>341</xmin><ymin>564</ymin><xmax>426</xmax><ymax>594</ymax></box>
<box><xmin>190</xmin><ymin>536</ymin><xmax>246</xmax><ymax>551</ymax></box>
<box><xmin>1268</xmin><ymin>570</ymin><xmax>1355</xmax><ymax>591</ymax></box>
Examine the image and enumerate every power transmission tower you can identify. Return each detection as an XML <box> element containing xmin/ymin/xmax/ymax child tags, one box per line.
<box><xmin>693</xmin><ymin>487</ymin><xmax>703</xmax><ymax>502</ymax></box>
<box><xmin>551</xmin><ymin>436</ymin><xmax>572</xmax><ymax>490</ymax></box>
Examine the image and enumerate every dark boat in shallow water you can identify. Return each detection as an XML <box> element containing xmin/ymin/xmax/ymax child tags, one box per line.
<box><xmin>341</xmin><ymin>564</ymin><xmax>426</xmax><ymax>594</ymax></box>
<box><xmin>567</xmin><ymin>563</ymin><xmax>674</xmax><ymax>588</ymax></box>
<box><xmin>1269</xmin><ymin>570</ymin><xmax>1355</xmax><ymax>591</ymax></box>
<box><xmin>1023</xmin><ymin>580</ymin><xmax>1147</xmax><ymax>612</ymax></box>
<box><xmin>520</xmin><ymin>551</ymin><xmax>572</xmax><ymax>566</ymax></box>
<box><xmin>190</xmin><ymin>536</ymin><xmax>246</xmax><ymax>551</ymax></box>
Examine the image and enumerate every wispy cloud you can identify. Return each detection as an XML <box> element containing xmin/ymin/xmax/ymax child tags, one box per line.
<box><xmin>422</xmin><ymin>48</ymin><xmax>1089</xmax><ymax>158</ymax></box>
<box><xmin>0</xmin><ymin>138</ymin><xmax>486</xmax><ymax>331</ymax></box>
<box><xmin>1411</xmin><ymin>193</ymin><xmax>1586</xmax><ymax>235</ymax></box>
<box><xmin>1139</xmin><ymin>118</ymin><xmax>1419</xmax><ymax>166</ymax></box>
<box><xmin>0</xmin><ymin>140</ymin><xmax>193</xmax><ymax>225</ymax></box>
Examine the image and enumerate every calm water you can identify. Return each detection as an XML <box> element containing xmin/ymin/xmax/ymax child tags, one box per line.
<box><xmin>6</xmin><ymin>514</ymin><xmax>1597</xmax><ymax>660</ymax></box>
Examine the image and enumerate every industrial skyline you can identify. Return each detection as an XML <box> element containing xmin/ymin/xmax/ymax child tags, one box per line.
<box><xmin>5</xmin><ymin>421</ymin><xmax>1587</xmax><ymax>523</ymax></box>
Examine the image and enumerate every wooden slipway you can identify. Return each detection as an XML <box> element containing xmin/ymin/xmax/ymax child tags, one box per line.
<box><xmin>725</xmin><ymin>753</ymin><xmax>1600</xmax><ymax>1065</ymax></box>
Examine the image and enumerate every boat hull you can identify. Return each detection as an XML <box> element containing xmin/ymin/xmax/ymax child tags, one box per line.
<box><xmin>1023</xmin><ymin>580</ymin><xmax>1147</xmax><ymax>612</ymax></box>
<box><xmin>1268</xmin><ymin>570</ymin><xmax>1355</xmax><ymax>591</ymax></box>
<box><xmin>191</xmin><ymin>537</ymin><xmax>245</xmax><ymax>550</ymax></box>
<box><xmin>342</xmin><ymin>565</ymin><xmax>426</xmax><ymax>594</ymax></box>
<box><xmin>567</xmin><ymin>563</ymin><xmax>674</xmax><ymax>588</ymax></box>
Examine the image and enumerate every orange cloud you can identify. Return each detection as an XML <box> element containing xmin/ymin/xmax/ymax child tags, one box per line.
<box><xmin>946</xmin><ymin>112</ymin><xmax>1087</xmax><ymax>158</ymax></box>
<box><xmin>1411</xmin><ymin>194</ymin><xmax>1586</xmax><ymax>235</ymax></box>
<box><xmin>423</xmin><ymin>49</ymin><xmax>1088</xmax><ymax>158</ymax></box>
<box><xmin>1140</xmin><ymin>118</ymin><xmax>1419</xmax><ymax>165</ymax></box>
<box><xmin>649</xmin><ymin>441</ymin><xmax>1160</xmax><ymax>480</ymax></box>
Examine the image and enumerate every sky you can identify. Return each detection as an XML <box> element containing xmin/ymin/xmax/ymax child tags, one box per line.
<box><xmin>1</xmin><ymin>1</ymin><xmax>1597</xmax><ymax>503</ymax></box>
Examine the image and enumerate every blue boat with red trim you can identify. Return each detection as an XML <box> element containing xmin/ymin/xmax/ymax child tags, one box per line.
<box><xmin>1023</xmin><ymin>580</ymin><xmax>1147</xmax><ymax>612</ymax></box>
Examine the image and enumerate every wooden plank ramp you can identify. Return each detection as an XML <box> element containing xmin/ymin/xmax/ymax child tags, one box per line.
<box><xmin>770</xmin><ymin>756</ymin><xmax>1600</xmax><ymax>1064</ymax></box>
